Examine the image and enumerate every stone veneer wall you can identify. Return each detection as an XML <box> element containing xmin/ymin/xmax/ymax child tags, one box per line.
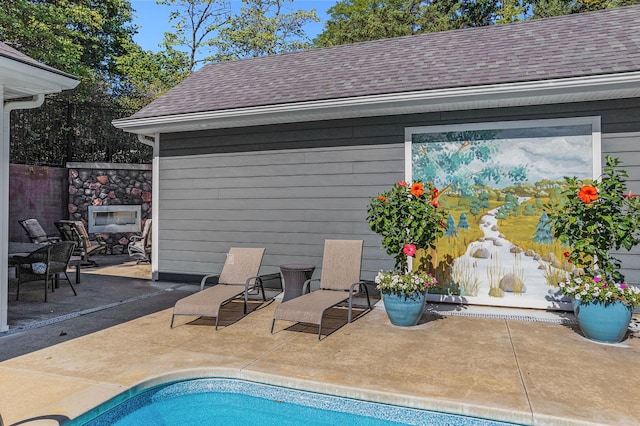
<box><xmin>67</xmin><ymin>162</ymin><xmax>152</xmax><ymax>254</ymax></box>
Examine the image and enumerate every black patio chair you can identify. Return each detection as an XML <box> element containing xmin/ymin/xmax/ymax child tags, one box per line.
<box><xmin>55</xmin><ymin>220</ymin><xmax>107</xmax><ymax>267</ymax></box>
<box><xmin>18</xmin><ymin>218</ymin><xmax>61</xmax><ymax>244</ymax></box>
<box><xmin>12</xmin><ymin>241</ymin><xmax>77</xmax><ymax>302</ymax></box>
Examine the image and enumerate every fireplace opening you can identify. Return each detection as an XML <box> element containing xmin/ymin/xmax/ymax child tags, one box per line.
<box><xmin>88</xmin><ymin>205</ymin><xmax>141</xmax><ymax>233</ymax></box>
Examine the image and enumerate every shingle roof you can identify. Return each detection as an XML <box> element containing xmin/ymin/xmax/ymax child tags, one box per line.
<box><xmin>132</xmin><ymin>6</ymin><xmax>640</xmax><ymax>120</ymax></box>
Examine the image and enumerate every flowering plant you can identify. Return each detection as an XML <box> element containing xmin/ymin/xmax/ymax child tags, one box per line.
<box><xmin>375</xmin><ymin>270</ymin><xmax>438</xmax><ymax>295</ymax></box>
<box><xmin>367</xmin><ymin>181</ymin><xmax>447</xmax><ymax>274</ymax></box>
<box><xmin>547</xmin><ymin>155</ymin><xmax>640</xmax><ymax>283</ymax></box>
<box><xmin>559</xmin><ymin>275</ymin><xmax>640</xmax><ymax>307</ymax></box>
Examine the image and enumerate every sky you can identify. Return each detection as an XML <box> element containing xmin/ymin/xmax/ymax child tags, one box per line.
<box><xmin>129</xmin><ymin>0</ymin><xmax>333</xmax><ymax>53</ymax></box>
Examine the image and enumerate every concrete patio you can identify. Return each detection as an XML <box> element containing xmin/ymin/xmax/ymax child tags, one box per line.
<box><xmin>0</xmin><ymin>257</ymin><xmax>639</xmax><ymax>425</ymax></box>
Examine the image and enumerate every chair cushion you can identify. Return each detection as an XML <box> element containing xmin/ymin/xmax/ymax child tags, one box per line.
<box><xmin>31</xmin><ymin>262</ymin><xmax>47</xmax><ymax>274</ymax></box>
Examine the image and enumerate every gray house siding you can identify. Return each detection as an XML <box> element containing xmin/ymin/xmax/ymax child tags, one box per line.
<box><xmin>157</xmin><ymin>99</ymin><xmax>640</xmax><ymax>283</ymax></box>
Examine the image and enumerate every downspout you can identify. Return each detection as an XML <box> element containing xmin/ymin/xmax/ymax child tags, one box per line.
<box><xmin>1</xmin><ymin>94</ymin><xmax>45</xmax><ymax>331</ymax></box>
<box><xmin>138</xmin><ymin>133</ymin><xmax>159</xmax><ymax>281</ymax></box>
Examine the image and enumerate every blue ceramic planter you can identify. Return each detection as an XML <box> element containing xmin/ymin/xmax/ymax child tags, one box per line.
<box><xmin>573</xmin><ymin>299</ymin><xmax>633</xmax><ymax>343</ymax></box>
<box><xmin>381</xmin><ymin>291</ymin><xmax>426</xmax><ymax>326</ymax></box>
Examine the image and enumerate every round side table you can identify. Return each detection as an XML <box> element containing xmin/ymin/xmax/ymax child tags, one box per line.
<box><xmin>279</xmin><ymin>263</ymin><xmax>316</xmax><ymax>302</ymax></box>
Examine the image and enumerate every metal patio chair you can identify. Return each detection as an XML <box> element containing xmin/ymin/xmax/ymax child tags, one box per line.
<box><xmin>12</xmin><ymin>241</ymin><xmax>77</xmax><ymax>302</ymax></box>
<box><xmin>18</xmin><ymin>218</ymin><xmax>60</xmax><ymax>244</ymax></box>
<box><xmin>54</xmin><ymin>220</ymin><xmax>107</xmax><ymax>267</ymax></box>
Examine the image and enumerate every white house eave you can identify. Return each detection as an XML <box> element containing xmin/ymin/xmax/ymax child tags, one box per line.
<box><xmin>0</xmin><ymin>56</ymin><xmax>79</xmax><ymax>99</ymax></box>
<box><xmin>113</xmin><ymin>71</ymin><xmax>640</xmax><ymax>137</ymax></box>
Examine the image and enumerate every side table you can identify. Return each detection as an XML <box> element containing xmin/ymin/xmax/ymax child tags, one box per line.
<box><xmin>280</xmin><ymin>263</ymin><xmax>316</xmax><ymax>302</ymax></box>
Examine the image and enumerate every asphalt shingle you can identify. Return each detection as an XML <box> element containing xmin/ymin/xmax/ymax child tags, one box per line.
<box><xmin>132</xmin><ymin>6</ymin><xmax>640</xmax><ymax>119</ymax></box>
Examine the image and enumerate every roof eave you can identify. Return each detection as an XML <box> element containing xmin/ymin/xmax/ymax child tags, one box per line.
<box><xmin>0</xmin><ymin>56</ymin><xmax>79</xmax><ymax>99</ymax></box>
<box><xmin>113</xmin><ymin>72</ymin><xmax>640</xmax><ymax>137</ymax></box>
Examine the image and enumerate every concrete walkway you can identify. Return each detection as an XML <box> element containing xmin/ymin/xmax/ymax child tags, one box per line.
<box><xmin>1</xmin><ymin>258</ymin><xmax>639</xmax><ymax>425</ymax></box>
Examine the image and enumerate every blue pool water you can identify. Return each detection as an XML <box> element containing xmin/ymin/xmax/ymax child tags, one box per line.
<box><xmin>74</xmin><ymin>378</ymin><xmax>517</xmax><ymax>426</ymax></box>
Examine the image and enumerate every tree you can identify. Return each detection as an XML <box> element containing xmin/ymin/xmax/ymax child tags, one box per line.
<box><xmin>533</xmin><ymin>212</ymin><xmax>553</xmax><ymax>243</ymax></box>
<box><xmin>115</xmin><ymin>40</ymin><xmax>191</xmax><ymax>110</ymax></box>
<box><xmin>457</xmin><ymin>212</ymin><xmax>470</xmax><ymax>230</ymax></box>
<box><xmin>158</xmin><ymin>0</ymin><xmax>231</xmax><ymax>71</ymax></box>
<box><xmin>0</xmin><ymin>0</ymin><xmax>152</xmax><ymax>165</ymax></box>
<box><xmin>445</xmin><ymin>213</ymin><xmax>458</xmax><ymax>237</ymax></box>
<box><xmin>315</xmin><ymin>0</ymin><xmax>461</xmax><ymax>47</ymax></box>
<box><xmin>215</xmin><ymin>0</ymin><xmax>319</xmax><ymax>59</ymax></box>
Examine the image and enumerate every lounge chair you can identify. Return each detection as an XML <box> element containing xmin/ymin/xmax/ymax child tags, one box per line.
<box><xmin>11</xmin><ymin>241</ymin><xmax>77</xmax><ymax>302</ymax></box>
<box><xmin>18</xmin><ymin>218</ymin><xmax>61</xmax><ymax>244</ymax></box>
<box><xmin>128</xmin><ymin>219</ymin><xmax>152</xmax><ymax>264</ymax></box>
<box><xmin>271</xmin><ymin>239</ymin><xmax>371</xmax><ymax>339</ymax></box>
<box><xmin>54</xmin><ymin>220</ymin><xmax>107</xmax><ymax>267</ymax></box>
<box><xmin>171</xmin><ymin>247</ymin><xmax>266</xmax><ymax>329</ymax></box>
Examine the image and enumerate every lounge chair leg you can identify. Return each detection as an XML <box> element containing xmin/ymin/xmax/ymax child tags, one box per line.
<box><xmin>170</xmin><ymin>315</ymin><xmax>175</xmax><ymax>328</ymax></box>
<box><xmin>318</xmin><ymin>320</ymin><xmax>322</xmax><ymax>340</ymax></box>
<box><xmin>270</xmin><ymin>319</ymin><xmax>276</xmax><ymax>334</ymax></box>
<box><xmin>215</xmin><ymin>316</ymin><xmax>220</xmax><ymax>330</ymax></box>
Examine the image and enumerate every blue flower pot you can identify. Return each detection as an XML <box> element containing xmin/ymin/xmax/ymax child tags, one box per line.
<box><xmin>573</xmin><ymin>299</ymin><xmax>633</xmax><ymax>343</ymax></box>
<box><xmin>381</xmin><ymin>291</ymin><xmax>426</xmax><ymax>326</ymax></box>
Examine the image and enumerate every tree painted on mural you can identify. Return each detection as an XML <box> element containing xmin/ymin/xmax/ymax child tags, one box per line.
<box><xmin>411</xmin><ymin>131</ymin><xmax>529</xmax><ymax>197</ymax></box>
<box><xmin>457</xmin><ymin>212</ymin><xmax>470</xmax><ymax>230</ymax></box>
<box><xmin>445</xmin><ymin>214</ymin><xmax>458</xmax><ymax>237</ymax></box>
<box><xmin>533</xmin><ymin>212</ymin><xmax>553</xmax><ymax>244</ymax></box>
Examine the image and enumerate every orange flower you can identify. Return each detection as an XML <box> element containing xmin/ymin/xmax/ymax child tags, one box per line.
<box><xmin>410</xmin><ymin>182</ymin><xmax>424</xmax><ymax>197</ymax></box>
<box><xmin>378</xmin><ymin>195</ymin><xmax>387</xmax><ymax>202</ymax></box>
<box><xmin>577</xmin><ymin>185</ymin><xmax>598</xmax><ymax>203</ymax></box>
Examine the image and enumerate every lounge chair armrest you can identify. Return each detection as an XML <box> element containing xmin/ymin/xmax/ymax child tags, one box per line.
<box><xmin>244</xmin><ymin>275</ymin><xmax>263</xmax><ymax>292</ymax></box>
<box><xmin>200</xmin><ymin>274</ymin><xmax>221</xmax><ymax>291</ymax></box>
<box><xmin>302</xmin><ymin>278</ymin><xmax>320</xmax><ymax>294</ymax></box>
<box><xmin>349</xmin><ymin>281</ymin><xmax>367</xmax><ymax>295</ymax></box>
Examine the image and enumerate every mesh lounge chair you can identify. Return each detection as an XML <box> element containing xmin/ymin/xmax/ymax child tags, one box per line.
<box><xmin>55</xmin><ymin>220</ymin><xmax>107</xmax><ymax>267</ymax></box>
<box><xmin>128</xmin><ymin>219</ymin><xmax>152</xmax><ymax>264</ymax></box>
<box><xmin>171</xmin><ymin>247</ymin><xmax>267</xmax><ymax>329</ymax></box>
<box><xmin>11</xmin><ymin>241</ymin><xmax>77</xmax><ymax>302</ymax></box>
<box><xmin>18</xmin><ymin>218</ymin><xmax>61</xmax><ymax>244</ymax></box>
<box><xmin>271</xmin><ymin>239</ymin><xmax>371</xmax><ymax>339</ymax></box>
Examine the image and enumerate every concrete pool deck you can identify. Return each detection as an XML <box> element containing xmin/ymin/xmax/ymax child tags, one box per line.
<box><xmin>0</xmin><ymin>259</ymin><xmax>639</xmax><ymax>425</ymax></box>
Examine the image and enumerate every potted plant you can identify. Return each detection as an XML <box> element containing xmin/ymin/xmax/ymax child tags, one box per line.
<box><xmin>367</xmin><ymin>181</ymin><xmax>446</xmax><ymax>326</ymax></box>
<box><xmin>547</xmin><ymin>155</ymin><xmax>640</xmax><ymax>343</ymax></box>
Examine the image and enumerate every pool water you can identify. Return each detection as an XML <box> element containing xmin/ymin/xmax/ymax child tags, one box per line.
<box><xmin>75</xmin><ymin>378</ymin><xmax>517</xmax><ymax>426</ymax></box>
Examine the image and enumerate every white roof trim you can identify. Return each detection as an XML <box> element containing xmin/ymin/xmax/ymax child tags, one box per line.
<box><xmin>0</xmin><ymin>56</ymin><xmax>79</xmax><ymax>99</ymax></box>
<box><xmin>113</xmin><ymin>71</ymin><xmax>640</xmax><ymax>137</ymax></box>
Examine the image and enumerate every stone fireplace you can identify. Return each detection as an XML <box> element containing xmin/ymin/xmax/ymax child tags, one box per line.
<box><xmin>67</xmin><ymin>162</ymin><xmax>152</xmax><ymax>254</ymax></box>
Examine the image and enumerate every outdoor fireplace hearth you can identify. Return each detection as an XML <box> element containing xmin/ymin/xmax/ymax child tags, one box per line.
<box><xmin>88</xmin><ymin>205</ymin><xmax>141</xmax><ymax>234</ymax></box>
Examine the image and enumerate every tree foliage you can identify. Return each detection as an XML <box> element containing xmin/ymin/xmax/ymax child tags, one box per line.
<box><xmin>214</xmin><ymin>0</ymin><xmax>319</xmax><ymax>59</ymax></box>
<box><xmin>0</xmin><ymin>0</ymin><xmax>154</xmax><ymax>165</ymax></box>
<box><xmin>315</xmin><ymin>0</ymin><xmax>640</xmax><ymax>47</ymax></box>
<box><xmin>158</xmin><ymin>0</ymin><xmax>231</xmax><ymax>70</ymax></box>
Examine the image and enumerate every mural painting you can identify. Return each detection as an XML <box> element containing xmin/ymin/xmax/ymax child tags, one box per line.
<box><xmin>406</xmin><ymin>118</ymin><xmax>600</xmax><ymax>310</ymax></box>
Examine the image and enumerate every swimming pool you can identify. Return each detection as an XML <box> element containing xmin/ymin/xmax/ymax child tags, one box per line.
<box><xmin>71</xmin><ymin>378</ymin><xmax>518</xmax><ymax>425</ymax></box>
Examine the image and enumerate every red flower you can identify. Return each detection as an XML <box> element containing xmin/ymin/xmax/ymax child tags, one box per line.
<box><xmin>410</xmin><ymin>182</ymin><xmax>425</xmax><ymax>197</ymax></box>
<box><xmin>402</xmin><ymin>244</ymin><xmax>417</xmax><ymax>257</ymax></box>
<box><xmin>396</xmin><ymin>181</ymin><xmax>407</xmax><ymax>187</ymax></box>
<box><xmin>430</xmin><ymin>187</ymin><xmax>440</xmax><ymax>206</ymax></box>
<box><xmin>624</xmin><ymin>192</ymin><xmax>638</xmax><ymax>199</ymax></box>
<box><xmin>563</xmin><ymin>251</ymin><xmax>570</xmax><ymax>258</ymax></box>
<box><xmin>577</xmin><ymin>185</ymin><xmax>598</xmax><ymax>203</ymax></box>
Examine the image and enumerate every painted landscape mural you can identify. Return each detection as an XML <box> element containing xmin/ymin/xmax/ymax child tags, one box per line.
<box><xmin>408</xmin><ymin>121</ymin><xmax>597</xmax><ymax>309</ymax></box>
